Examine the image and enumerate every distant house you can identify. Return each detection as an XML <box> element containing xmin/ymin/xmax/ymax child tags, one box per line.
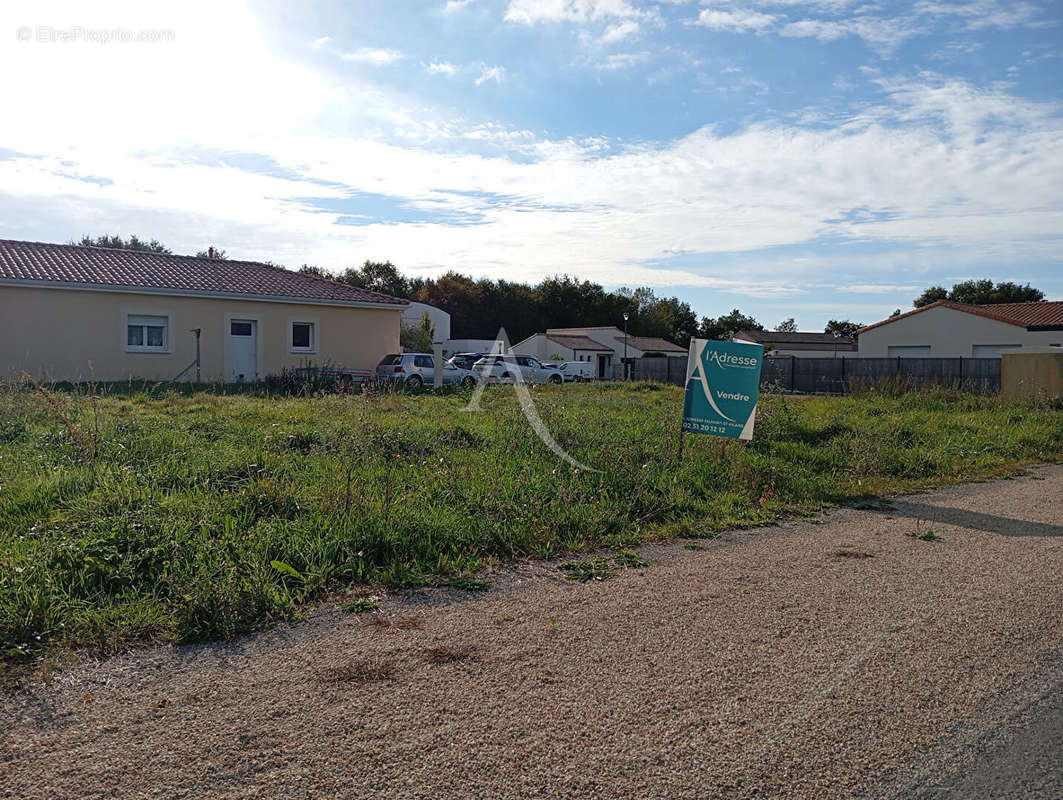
<box><xmin>0</xmin><ymin>238</ymin><xmax>407</xmax><ymax>382</ymax></box>
<box><xmin>857</xmin><ymin>300</ymin><xmax>1063</xmax><ymax>358</ymax></box>
<box><xmin>401</xmin><ymin>301</ymin><xmax>451</xmax><ymax>343</ymax></box>
<box><xmin>512</xmin><ymin>326</ymin><xmax>685</xmax><ymax>379</ymax></box>
<box><xmin>735</xmin><ymin>330</ymin><xmax>857</xmax><ymax>358</ymax></box>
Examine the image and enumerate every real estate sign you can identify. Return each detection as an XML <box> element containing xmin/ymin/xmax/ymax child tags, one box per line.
<box><xmin>681</xmin><ymin>339</ymin><xmax>765</xmax><ymax>440</ymax></box>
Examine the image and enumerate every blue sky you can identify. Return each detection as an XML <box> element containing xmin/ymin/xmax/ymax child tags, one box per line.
<box><xmin>1</xmin><ymin>0</ymin><xmax>1061</xmax><ymax>329</ymax></box>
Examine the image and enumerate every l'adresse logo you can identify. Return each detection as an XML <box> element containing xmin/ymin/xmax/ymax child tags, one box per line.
<box><xmin>708</xmin><ymin>350</ymin><xmax>758</xmax><ymax>368</ymax></box>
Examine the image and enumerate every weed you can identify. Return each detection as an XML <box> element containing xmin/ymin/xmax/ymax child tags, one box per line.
<box><xmin>450</xmin><ymin>576</ymin><xmax>491</xmax><ymax>592</ymax></box>
<box><xmin>342</xmin><ymin>597</ymin><xmax>380</xmax><ymax>614</ymax></box>
<box><xmin>615</xmin><ymin>549</ymin><xmax>649</xmax><ymax>569</ymax></box>
<box><xmin>907</xmin><ymin>529</ymin><xmax>940</xmax><ymax>542</ymax></box>
<box><xmin>682</xmin><ymin>542</ymin><xmax>705</xmax><ymax>551</ymax></box>
<box><xmin>560</xmin><ymin>558</ymin><xmax>616</xmax><ymax>582</ymax></box>
<box><xmin>907</xmin><ymin>515</ymin><xmax>941</xmax><ymax>541</ymax></box>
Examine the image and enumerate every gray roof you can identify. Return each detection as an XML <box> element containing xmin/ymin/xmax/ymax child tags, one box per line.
<box><xmin>736</xmin><ymin>330</ymin><xmax>856</xmax><ymax>347</ymax></box>
<box><xmin>545</xmin><ymin>334</ymin><xmax>613</xmax><ymax>351</ymax></box>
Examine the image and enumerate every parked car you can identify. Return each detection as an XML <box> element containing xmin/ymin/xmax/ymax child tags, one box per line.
<box><xmin>557</xmin><ymin>361</ymin><xmax>596</xmax><ymax>382</ymax></box>
<box><xmin>448</xmin><ymin>352</ymin><xmax>490</xmax><ymax>371</ymax></box>
<box><xmin>472</xmin><ymin>354</ymin><xmax>564</xmax><ymax>384</ymax></box>
<box><xmin>375</xmin><ymin>353</ymin><xmax>479</xmax><ymax>388</ymax></box>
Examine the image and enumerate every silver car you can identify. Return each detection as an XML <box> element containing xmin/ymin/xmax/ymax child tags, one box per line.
<box><xmin>472</xmin><ymin>354</ymin><xmax>564</xmax><ymax>385</ymax></box>
<box><xmin>375</xmin><ymin>353</ymin><xmax>478</xmax><ymax>388</ymax></box>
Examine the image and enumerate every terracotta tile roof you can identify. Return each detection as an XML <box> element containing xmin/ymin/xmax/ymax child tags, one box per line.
<box><xmin>980</xmin><ymin>301</ymin><xmax>1063</xmax><ymax>328</ymax></box>
<box><xmin>859</xmin><ymin>300</ymin><xmax>1063</xmax><ymax>333</ymax></box>
<box><xmin>545</xmin><ymin>334</ymin><xmax>613</xmax><ymax>351</ymax></box>
<box><xmin>0</xmin><ymin>239</ymin><xmax>408</xmax><ymax>307</ymax></box>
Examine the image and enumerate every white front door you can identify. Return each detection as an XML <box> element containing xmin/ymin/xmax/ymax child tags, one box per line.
<box><xmin>229</xmin><ymin>319</ymin><xmax>257</xmax><ymax>382</ymax></box>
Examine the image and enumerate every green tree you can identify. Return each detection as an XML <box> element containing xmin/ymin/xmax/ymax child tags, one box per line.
<box><xmin>400</xmin><ymin>312</ymin><xmax>435</xmax><ymax>353</ymax></box>
<box><xmin>641</xmin><ymin>295</ymin><xmax>699</xmax><ymax>347</ymax></box>
<box><xmin>74</xmin><ymin>234</ymin><xmax>171</xmax><ymax>254</ymax></box>
<box><xmin>824</xmin><ymin>320</ymin><xmax>862</xmax><ymax>339</ymax></box>
<box><xmin>698</xmin><ymin>309</ymin><xmax>763</xmax><ymax>341</ymax></box>
<box><xmin>298</xmin><ymin>264</ymin><xmax>330</xmax><ymax>278</ymax></box>
<box><xmin>948</xmin><ymin>279</ymin><xmax>1044</xmax><ymax>305</ymax></box>
<box><xmin>337</xmin><ymin>260</ymin><xmax>412</xmax><ymax>298</ymax></box>
<box><xmin>913</xmin><ymin>286</ymin><xmax>948</xmax><ymax>307</ymax></box>
<box><xmin>775</xmin><ymin>318</ymin><xmax>798</xmax><ymax>332</ymax></box>
<box><xmin>914</xmin><ymin>280</ymin><xmax>1044</xmax><ymax>307</ymax></box>
<box><xmin>415</xmin><ymin>272</ymin><xmax>485</xmax><ymax>338</ymax></box>
<box><xmin>195</xmin><ymin>247</ymin><xmax>227</xmax><ymax>259</ymax></box>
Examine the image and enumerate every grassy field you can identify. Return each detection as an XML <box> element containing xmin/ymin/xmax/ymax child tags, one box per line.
<box><xmin>1</xmin><ymin>380</ymin><xmax>1060</xmax><ymax>674</ymax></box>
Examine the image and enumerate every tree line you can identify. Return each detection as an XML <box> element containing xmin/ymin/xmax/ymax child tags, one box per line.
<box><xmin>71</xmin><ymin>236</ymin><xmax>1048</xmax><ymax>345</ymax></box>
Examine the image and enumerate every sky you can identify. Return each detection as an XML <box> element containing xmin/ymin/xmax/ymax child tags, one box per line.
<box><xmin>1</xmin><ymin>0</ymin><xmax>1061</xmax><ymax>329</ymax></box>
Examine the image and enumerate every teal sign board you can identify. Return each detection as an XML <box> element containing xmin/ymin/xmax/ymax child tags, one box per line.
<box><xmin>681</xmin><ymin>339</ymin><xmax>765</xmax><ymax>440</ymax></box>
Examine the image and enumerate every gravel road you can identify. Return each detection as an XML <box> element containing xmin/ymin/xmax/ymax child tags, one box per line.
<box><xmin>4</xmin><ymin>466</ymin><xmax>1062</xmax><ymax>799</ymax></box>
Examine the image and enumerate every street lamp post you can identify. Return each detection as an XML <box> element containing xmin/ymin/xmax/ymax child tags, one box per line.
<box><xmin>623</xmin><ymin>312</ymin><xmax>629</xmax><ymax>381</ymax></box>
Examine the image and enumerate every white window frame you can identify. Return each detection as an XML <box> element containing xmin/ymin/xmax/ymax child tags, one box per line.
<box><xmin>121</xmin><ymin>309</ymin><xmax>174</xmax><ymax>354</ymax></box>
<box><xmin>288</xmin><ymin>316</ymin><xmax>319</xmax><ymax>355</ymax></box>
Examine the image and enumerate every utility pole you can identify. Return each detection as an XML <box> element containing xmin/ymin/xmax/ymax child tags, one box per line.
<box><xmin>623</xmin><ymin>311</ymin><xmax>629</xmax><ymax>381</ymax></box>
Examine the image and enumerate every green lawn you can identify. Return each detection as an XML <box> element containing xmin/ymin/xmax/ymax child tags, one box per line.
<box><xmin>1</xmin><ymin>381</ymin><xmax>1060</xmax><ymax>670</ymax></box>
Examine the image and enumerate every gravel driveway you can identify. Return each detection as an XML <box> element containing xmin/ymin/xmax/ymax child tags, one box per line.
<box><xmin>4</xmin><ymin>466</ymin><xmax>1063</xmax><ymax>799</ymax></box>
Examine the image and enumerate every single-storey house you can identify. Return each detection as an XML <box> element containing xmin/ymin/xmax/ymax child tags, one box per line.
<box><xmin>512</xmin><ymin>326</ymin><xmax>685</xmax><ymax>379</ymax></box>
<box><xmin>0</xmin><ymin>238</ymin><xmax>407</xmax><ymax>382</ymax></box>
<box><xmin>401</xmin><ymin>301</ymin><xmax>451</xmax><ymax>343</ymax></box>
<box><xmin>735</xmin><ymin>330</ymin><xmax>857</xmax><ymax>357</ymax></box>
<box><xmin>857</xmin><ymin>300</ymin><xmax>1063</xmax><ymax>358</ymax></box>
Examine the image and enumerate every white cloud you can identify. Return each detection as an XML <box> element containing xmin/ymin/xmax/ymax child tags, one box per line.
<box><xmin>7</xmin><ymin>71</ymin><xmax>1059</xmax><ymax>291</ymax></box>
<box><xmin>475</xmin><ymin>64</ymin><xmax>505</xmax><ymax>85</ymax></box>
<box><xmin>693</xmin><ymin>9</ymin><xmax>777</xmax><ymax>33</ymax></box>
<box><xmin>427</xmin><ymin>61</ymin><xmax>458</xmax><ymax>76</ymax></box>
<box><xmin>311</xmin><ymin>36</ymin><xmax>330</xmax><ymax>49</ymax></box>
<box><xmin>913</xmin><ymin>1</ymin><xmax>1040</xmax><ymax>31</ymax></box>
<box><xmin>0</xmin><ymin>2</ymin><xmax>1059</xmax><ymax>295</ymax></box>
<box><xmin>597</xmin><ymin>51</ymin><xmax>651</xmax><ymax>69</ymax></box>
<box><xmin>444</xmin><ymin>0</ymin><xmax>475</xmax><ymax>11</ymax></box>
<box><xmin>505</xmin><ymin>0</ymin><xmax>645</xmax><ymax>24</ymax></box>
<box><xmin>600</xmin><ymin>20</ymin><xmax>640</xmax><ymax>43</ymax></box>
<box><xmin>341</xmin><ymin>47</ymin><xmax>404</xmax><ymax>65</ymax></box>
<box><xmin>780</xmin><ymin>16</ymin><xmax>928</xmax><ymax>53</ymax></box>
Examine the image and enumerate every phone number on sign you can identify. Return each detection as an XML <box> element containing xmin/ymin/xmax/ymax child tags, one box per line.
<box><xmin>682</xmin><ymin>419</ymin><xmax>734</xmax><ymax>435</ymax></box>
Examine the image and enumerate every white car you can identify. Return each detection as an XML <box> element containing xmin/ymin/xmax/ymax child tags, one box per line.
<box><xmin>558</xmin><ymin>361</ymin><xmax>596</xmax><ymax>382</ymax></box>
<box><xmin>472</xmin><ymin>354</ymin><xmax>564</xmax><ymax>385</ymax></box>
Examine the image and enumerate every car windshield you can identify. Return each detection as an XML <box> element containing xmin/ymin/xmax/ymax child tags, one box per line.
<box><xmin>377</xmin><ymin>354</ymin><xmax>402</xmax><ymax>366</ymax></box>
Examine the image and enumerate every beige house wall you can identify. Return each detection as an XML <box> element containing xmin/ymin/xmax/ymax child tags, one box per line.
<box><xmin>0</xmin><ymin>285</ymin><xmax>401</xmax><ymax>382</ymax></box>
<box><xmin>858</xmin><ymin>306</ymin><xmax>1063</xmax><ymax>357</ymax></box>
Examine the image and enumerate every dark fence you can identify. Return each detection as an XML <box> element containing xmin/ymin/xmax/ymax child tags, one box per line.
<box><xmin>761</xmin><ymin>356</ymin><xmax>1000</xmax><ymax>395</ymax></box>
<box><xmin>631</xmin><ymin>355</ymin><xmax>1001</xmax><ymax>395</ymax></box>
<box><xmin>627</xmin><ymin>356</ymin><xmax>687</xmax><ymax>384</ymax></box>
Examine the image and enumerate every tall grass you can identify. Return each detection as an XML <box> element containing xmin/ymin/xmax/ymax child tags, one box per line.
<box><xmin>1</xmin><ymin>380</ymin><xmax>1060</xmax><ymax>667</ymax></box>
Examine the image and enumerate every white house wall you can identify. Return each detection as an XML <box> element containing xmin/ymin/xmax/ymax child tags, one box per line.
<box><xmin>401</xmin><ymin>302</ymin><xmax>451</xmax><ymax>343</ymax></box>
<box><xmin>857</xmin><ymin>306</ymin><xmax>1062</xmax><ymax>357</ymax></box>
